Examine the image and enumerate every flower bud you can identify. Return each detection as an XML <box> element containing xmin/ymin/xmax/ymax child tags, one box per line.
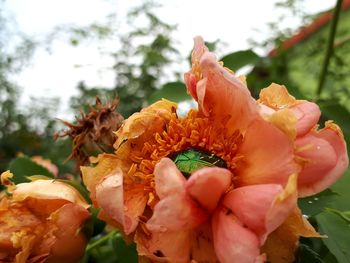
<box><xmin>0</xmin><ymin>174</ymin><xmax>91</xmax><ymax>263</ymax></box>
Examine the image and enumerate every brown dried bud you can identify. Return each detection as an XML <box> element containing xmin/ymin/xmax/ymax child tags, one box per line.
<box><xmin>56</xmin><ymin>97</ymin><xmax>124</xmax><ymax>167</ymax></box>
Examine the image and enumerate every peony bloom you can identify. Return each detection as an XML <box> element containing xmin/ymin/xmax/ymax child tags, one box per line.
<box><xmin>81</xmin><ymin>37</ymin><xmax>348</xmax><ymax>263</ymax></box>
<box><xmin>0</xmin><ymin>172</ymin><xmax>91</xmax><ymax>263</ymax></box>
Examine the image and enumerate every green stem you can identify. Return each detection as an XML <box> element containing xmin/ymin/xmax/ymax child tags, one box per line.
<box><xmin>316</xmin><ymin>0</ymin><xmax>343</xmax><ymax>97</ymax></box>
<box><xmin>86</xmin><ymin>230</ymin><xmax>117</xmax><ymax>252</ymax></box>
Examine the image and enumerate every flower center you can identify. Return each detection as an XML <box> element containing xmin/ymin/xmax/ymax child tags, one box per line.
<box><xmin>171</xmin><ymin>148</ymin><xmax>227</xmax><ymax>178</ymax></box>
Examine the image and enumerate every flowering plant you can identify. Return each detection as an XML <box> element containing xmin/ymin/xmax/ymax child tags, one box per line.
<box><xmin>0</xmin><ymin>36</ymin><xmax>349</xmax><ymax>263</ymax></box>
<box><xmin>80</xmin><ymin>37</ymin><xmax>348</xmax><ymax>262</ymax></box>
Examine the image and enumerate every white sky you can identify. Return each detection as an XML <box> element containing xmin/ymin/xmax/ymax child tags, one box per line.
<box><xmin>4</xmin><ymin>0</ymin><xmax>335</xmax><ymax>119</ymax></box>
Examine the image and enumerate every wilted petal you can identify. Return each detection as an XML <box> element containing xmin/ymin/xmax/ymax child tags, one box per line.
<box><xmin>147</xmin><ymin>158</ymin><xmax>207</xmax><ymax>232</ymax></box>
<box><xmin>212</xmin><ymin>208</ymin><xmax>261</xmax><ymax>263</ymax></box>
<box><xmin>186</xmin><ymin>167</ymin><xmax>231</xmax><ymax>212</ymax></box>
<box><xmin>237</xmin><ymin>119</ymin><xmax>298</xmax><ymax>186</ymax></box>
<box><xmin>114</xmin><ymin>99</ymin><xmax>177</xmax><ymax>151</ymax></box>
<box><xmin>296</xmin><ymin>122</ymin><xmax>348</xmax><ymax>197</ymax></box>
<box><xmin>259</xmin><ymin>83</ymin><xmax>297</xmax><ymax>109</ymax></box>
<box><xmin>290</xmin><ymin>101</ymin><xmax>321</xmax><ymax>137</ymax></box>
<box><xmin>223</xmin><ymin>174</ymin><xmax>297</xmax><ymax>244</ymax></box>
<box><xmin>96</xmin><ymin>171</ymin><xmax>148</xmax><ymax>234</ymax></box>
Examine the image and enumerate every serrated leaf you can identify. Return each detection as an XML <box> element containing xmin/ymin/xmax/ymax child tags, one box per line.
<box><xmin>220</xmin><ymin>49</ymin><xmax>260</xmax><ymax>72</ymax></box>
<box><xmin>317</xmin><ymin>210</ymin><xmax>350</xmax><ymax>263</ymax></box>
<box><xmin>298</xmin><ymin>189</ymin><xmax>339</xmax><ymax>217</ymax></box>
<box><xmin>8</xmin><ymin>156</ymin><xmax>54</xmax><ymax>184</ymax></box>
<box><xmin>148</xmin><ymin>81</ymin><xmax>190</xmax><ymax>103</ymax></box>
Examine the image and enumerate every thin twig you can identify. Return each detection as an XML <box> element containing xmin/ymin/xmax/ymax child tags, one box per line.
<box><xmin>316</xmin><ymin>0</ymin><xmax>343</xmax><ymax>97</ymax></box>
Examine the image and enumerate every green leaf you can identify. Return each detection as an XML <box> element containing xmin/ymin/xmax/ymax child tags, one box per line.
<box><xmin>113</xmin><ymin>233</ymin><xmax>138</xmax><ymax>263</ymax></box>
<box><xmin>297</xmin><ymin>244</ymin><xmax>324</xmax><ymax>263</ymax></box>
<box><xmin>220</xmin><ymin>50</ymin><xmax>260</xmax><ymax>72</ymax></box>
<box><xmin>91</xmin><ymin>206</ymin><xmax>106</xmax><ymax>237</ymax></box>
<box><xmin>317</xmin><ymin>210</ymin><xmax>350</xmax><ymax>263</ymax></box>
<box><xmin>8</xmin><ymin>156</ymin><xmax>54</xmax><ymax>184</ymax></box>
<box><xmin>318</xmin><ymin>100</ymin><xmax>350</xmax><ymax>150</ymax></box>
<box><xmin>330</xmin><ymin>169</ymin><xmax>350</xmax><ymax>211</ymax></box>
<box><xmin>148</xmin><ymin>81</ymin><xmax>190</xmax><ymax>103</ymax></box>
<box><xmin>298</xmin><ymin>189</ymin><xmax>339</xmax><ymax>217</ymax></box>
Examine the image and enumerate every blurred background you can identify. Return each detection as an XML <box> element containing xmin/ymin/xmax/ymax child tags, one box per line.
<box><xmin>1</xmin><ymin>0</ymin><xmax>350</xmax><ymax>262</ymax></box>
<box><xmin>3</xmin><ymin>0</ymin><xmax>349</xmax><ymax>173</ymax></box>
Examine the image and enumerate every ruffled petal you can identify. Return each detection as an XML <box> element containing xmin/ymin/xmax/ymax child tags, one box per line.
<box><xmin>259</xmin><ymin>83</ymin><xmax>297</xmax><ymax>109</ymax></box>
<box><xmin>290</xmin><ymin>101</ymin><xmax>320</xmax><ymax>137</ymax></box>
<box><xmin>223</xmin><ymin>174</ymin><xmax>297</xmax><ymax>244</ymax></box>
<box><xmin>114</xmin><ymin>99</ymin><xmax>177</xmax><ymax>151</ymax></box>
<box><xmin>186</xmin><ymin>167</ymin><xmax>231</xmax><ymax>212</ymax></box>
<box><xmin>296</xmin><ymin>122</ymin><xmax>348</xmax><ymax>197</ymax></box>
<box><xmin>185</xmin><ymin>37</ymin><xmax>259</xmax><ymax>133</ymax></box>
<box><xmin>147</xmin><ymin>158</ymin><xmax>207</xmax><ymax>232</ymax></box>
<box><xmin>95</xmin><ymin>170</ymin><xmax>148</xmax><ymax>234</ymax></box>
<box><xmin>212</xmin><ymin>208</ymin><xmax>262</xmax><ymax>263</ymax></box>
<box><xmin>237</xmin><ymin>119</ymin><xmax>298</xmax><ymax>186</ymax></box>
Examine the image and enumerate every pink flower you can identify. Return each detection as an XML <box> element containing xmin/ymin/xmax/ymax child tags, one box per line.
<box><xmin>81</xmin><ymin>37</ymin><xmax>348</xmax><ymax>263</ymax></box>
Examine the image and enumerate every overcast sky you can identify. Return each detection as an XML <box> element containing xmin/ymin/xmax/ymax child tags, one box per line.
<box><xmin>4</xmin><ymin>0</ymin><xmax>335</xmax><ymax>118</ymax></box>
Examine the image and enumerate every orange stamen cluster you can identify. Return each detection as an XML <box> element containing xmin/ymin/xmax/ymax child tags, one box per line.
<box><xmin>127</xmin><ymin>110</ymin><xmax>243</xmax><ymax>196</ymax></box>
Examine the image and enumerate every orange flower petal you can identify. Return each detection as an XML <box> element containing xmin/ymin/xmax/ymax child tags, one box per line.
<box><xmin>12</xmin><ymin>180</ymin><xmax>89</xmax><ymax>209</ymax></box>
<box><xmin>185</xmin><ymin>37</ymin><xmax>259</xmax><ymax>133</ymax></box>
<box><xmin>259</xmin><ymin>83</ymin><xmax>297</xmax><ymax>109</ymax></box>
<box><xmin>81</xmin><ymin>153</ymin><xmax>120</xmax><ymax>205</ymax></box>
<box><xmin>190</xmin><ymin>222</ymin><xmax>218</xmax><ymax>262</ymax></box>
<box><xmin>212</xmin><ymin>208</ymin><xmax>262</xmax><ymax>263</ymax></box>
<box><xmin>237</xmin><ymin>119</ymin><xmax>298</xmax><ymax>186</ymax></box>
<box><xmin>146</xmin><ymin>158</ymin><xmax>207</xmax><ymax>232</ymax></box>
<box><xmin>290</xmin><ymin>101</ymin><xmax>321</xmax><ymax>137</ymax></box>
<box><xmin>186</xmin><ymin>167</ymin><xmax>231</xmax><ymax>213</ymax></box>
<box><xmin>223</xmin><ymin>174</ymin><xmax>297</xmax><ymax>244</ymax></box>
<box><xmin>114</xmin><ymin>99</ymin><xmax>176</xmax><ymax>151</ymax></box>
<box><xmin>296</xmin><ymin>122</ymin><xmax>348</xmax><ymax>197</ymax></box>
<box><xmin>45</xmin><ymin>203</ymin><xmax>90</xmax><ymax>263</ymax></box>
<box><xmin>96</xmin><ymin>171</ymin><xmax>148</xmax><ymax>235</ymax></box>
<box><xmin>135</xmin><ymin>228</ymin><xmax>191</xmax><ymax>263</ymax></box>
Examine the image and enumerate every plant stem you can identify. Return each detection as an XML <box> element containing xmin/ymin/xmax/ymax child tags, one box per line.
<box><xmin>316</xmin><ymin>0</ymin><xmax>343</xmax><ymax>97</ymax></box>
<box><xmin>86</xmin><ymin>230</ymin><xmax>117</xmax><ymax>252</ymax></box>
